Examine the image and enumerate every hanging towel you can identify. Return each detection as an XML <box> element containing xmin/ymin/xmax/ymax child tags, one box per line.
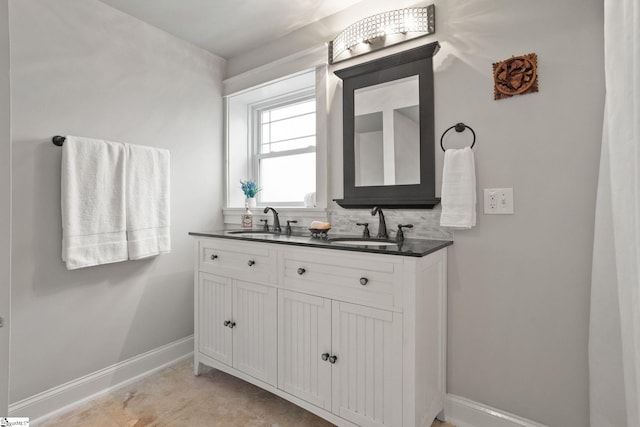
<box><xmin>125</xmin><ymin>143</ymin><xmax>171</xmax><ymax>260</ymax></box>
<box><xmin>440</xmin><ymin>147</ymin><xmax>477</xmax><ymax>228</ymax></box>
<box><xmin>61</xmin><ymin>136</ymin><xmax>128</xmax><ymax>269</ymax></box>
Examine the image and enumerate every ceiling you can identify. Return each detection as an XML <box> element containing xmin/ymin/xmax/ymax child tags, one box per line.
<box><xmin>98</xmin><ymin>0</ymin><xmax>363</xmax><ymax>59</ymax></box>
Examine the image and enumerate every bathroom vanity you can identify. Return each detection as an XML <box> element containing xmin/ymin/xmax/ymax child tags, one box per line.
<box><xmin>189</xmin><ymin>231</ymin><xmax>451</xmax><ymax>427</ymax></box>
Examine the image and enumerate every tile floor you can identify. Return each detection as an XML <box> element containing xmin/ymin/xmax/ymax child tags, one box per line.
<box><xmin>38</xmin><ymin>358</ymin><xmax>456</xmax><ymax>427</ymax></box>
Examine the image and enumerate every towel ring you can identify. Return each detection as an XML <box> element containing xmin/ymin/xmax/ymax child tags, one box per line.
<box><xmin>440</xmin><ymin>123</ymin><xmax>476</xmax><ymax>152</ymax></box>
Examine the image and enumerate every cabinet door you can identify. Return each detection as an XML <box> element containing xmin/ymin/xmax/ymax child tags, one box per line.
<box><xmin>331</xmin><ymin>301</ymin><xmax>403</xmax><ymax>427</ymax></box>
<box><xmin>278</xmin><ymin>290</ymin><xmax>332</xmax><ymax>411</ymax></box>
<box><xmin>232</xmin><ymin>280</ymin><xmax>278</xmax><ymax>386</ymax></box>
<box><xmin>198</xmin><ymin>273</ymin><xmax>233</xmax><ymax>366</ymax></box>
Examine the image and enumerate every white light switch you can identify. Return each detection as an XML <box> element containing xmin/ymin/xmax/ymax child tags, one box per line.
<box><xmin>484</xmin><ymin>188</ymin><xmax>514</xmax><ymax>214</ymax></box>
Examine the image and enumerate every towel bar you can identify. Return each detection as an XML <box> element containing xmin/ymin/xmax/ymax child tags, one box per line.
<box><xmin>52</xmin><ymin>136</ymin><xmax>66</xmax><ymax>146</ymax></box>
<box><xmin>440</xmin><ymin>123</ymin><xmax>476</xmax><ymax>151</ymax></box>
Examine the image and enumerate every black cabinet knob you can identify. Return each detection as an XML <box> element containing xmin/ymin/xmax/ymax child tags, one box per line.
<box><xmin>328</xmin><ymin>355</ymin><xmax>338</xmax><ymax>364</ymax></box>
<box><xmin>224</xmin><ymin>320</ymin><xmax>236</xmax><ymax>329</ymax></box>
<box><xmin>297</xmin><ymin>267</ymin><xmax>306</xmax><ymax>275</ymax></box>
<box><xmin>224</xmin><ymin>320</ymin><xmax>230</xmax><ymax>327</ymax></box>
<box><xmin>359</xmin><ymin>277</ymin><xmax>369</xmax><ymax>286</ymax></box>
<box><xmin>248</xmin><ymin>260</ymin><xmax>255</xmax><ymax>266</ymax></box>
<box><xmin>321</xmin><ymin>353</ymin><xmax>330</xmax><ymax>361</ymax></box>
<box><xmin>210</xmin><ymin>254</ymin><xmax>218</xmax><ymax>260</ymax></box>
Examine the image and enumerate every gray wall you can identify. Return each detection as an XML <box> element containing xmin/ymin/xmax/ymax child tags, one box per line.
<box><xmin>435</xmin><ymin>1</ymin><xmax>601</xmax><ymax>424</ymax></box>
<box><xmin>0</xmin><ymin>0</ymin><xmax>10</xmax><ymax>415</ymax></box>
<box><xmin>228</xmin><ymin>0</ymin><xmax>604</xmax><ymax>425</ymax></box>
<box><xmin>9</xmin><ymin>0</ymin><xmax>224</xmax><ymax>402</ymax></box>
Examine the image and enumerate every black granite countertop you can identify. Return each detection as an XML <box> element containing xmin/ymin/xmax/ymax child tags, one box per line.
<box><xmin>189</xmin><ymin>229</ymin><xmax>452</xmax><ymax>258</ymax></box>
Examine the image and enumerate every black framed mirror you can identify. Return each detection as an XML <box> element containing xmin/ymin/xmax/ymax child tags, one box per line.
<box><xmin>333</xmin><ymin>41</ymin><xmax>440</xmax><ymax>209</ymax></box>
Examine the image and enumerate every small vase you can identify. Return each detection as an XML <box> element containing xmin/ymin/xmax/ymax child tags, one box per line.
<box><xmin>246</xmin><ymin>197</ymin><xmax>257</xmax><ymax>209</ymax></box>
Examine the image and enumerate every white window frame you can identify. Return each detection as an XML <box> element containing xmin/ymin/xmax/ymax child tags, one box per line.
<box><xmin>250</xmin><ymin>89</ymin><xmax>316</xmax><ymax>207</ymax></box>
<box><xmin>223</xmin><ymin>65</ymin><xmax>327</xmax><ymax>213</ymax></box>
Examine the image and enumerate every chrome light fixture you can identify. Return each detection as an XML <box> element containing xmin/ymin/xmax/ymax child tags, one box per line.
<box><xmin>329</xmin><ymin>4</ymin><xmax>435</xmax><ymax>64</ymax></box>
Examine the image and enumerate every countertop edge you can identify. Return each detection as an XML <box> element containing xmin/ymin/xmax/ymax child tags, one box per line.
<box><xmin>188</xmin><ymin>231</ymin><xmax>453</xmax><ymax>258</ymax></box>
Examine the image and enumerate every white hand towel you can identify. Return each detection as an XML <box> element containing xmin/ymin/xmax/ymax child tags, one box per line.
<box><xmin>440</xmin><ymin>147</ymin><xmax>477</xmax><ymax>228</ymax></box>
<box><xmin>125</xmin><ymin>143</ymin><xmax>171</xmax><ymax>260</ymax></box>
<box><xmin>61</xmin><ymin>136</ymin><xmax>128</xmax><ymax>269</ymax></box>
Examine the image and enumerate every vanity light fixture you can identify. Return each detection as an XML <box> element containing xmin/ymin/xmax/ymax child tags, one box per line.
<box><xmin>328</xmin><ymin>4</ymin><xmax>435</xmax><ymax>64</ymax></box>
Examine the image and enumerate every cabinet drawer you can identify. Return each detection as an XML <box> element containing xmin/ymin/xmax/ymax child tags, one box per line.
<box><xmin>198</xmin><ymin>239</ymin><xmax>277</xmax><ymax>284</ymax></box>
<box><xmin>282</xmin><ymin>249</ymin><xmax>402</xmax><ymax>310</ymax></box>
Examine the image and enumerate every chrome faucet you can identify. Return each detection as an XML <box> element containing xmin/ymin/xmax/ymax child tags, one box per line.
<box><xmin>371</xmin><ymin>206</ymin><xmax>388</xmax><ymax>239</ymax></box>
<box><xmin>263</xmin><ymin>206</ymin><xmax>282</xmax><ymax>233</ymax></box>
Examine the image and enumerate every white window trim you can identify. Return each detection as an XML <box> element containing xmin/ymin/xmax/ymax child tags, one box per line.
<box><xmin>224</xmin><ymin>65</ymin><xmax>328</xmax><ymax>212</ymax></box>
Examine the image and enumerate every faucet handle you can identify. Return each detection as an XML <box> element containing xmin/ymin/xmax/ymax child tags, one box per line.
<box><xmin>260</xmin><ymin>219</ymin><xmax>269</xmax><ymax>232</ymax></box>
<box><xmin>356</xmin><ymin>222</ymin><xmax>370</xmax><ymax>238</ymax></box>
<box><xmin>396</xmin><ymin>224</ymin><xmax>413</xmax><ymax>241</ymax></box>
<box><xmin>286</xmin><ymin>220</ymin><xmax>298</xmax><ymax>235</ymax></box>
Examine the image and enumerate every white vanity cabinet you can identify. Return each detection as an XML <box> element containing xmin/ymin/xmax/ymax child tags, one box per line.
<box><xmin>192</xmin><ymin>235</ymin><xmax>448</xmax><ymax>427</ymax></box>
<box><xmin>195</xmin><ymin>239</ymin><xmax>278</xmax><ymax>386</ymax></box>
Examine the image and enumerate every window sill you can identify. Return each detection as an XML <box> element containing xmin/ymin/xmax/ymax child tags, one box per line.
<box><xmin>222</xmin><ymin>207</ymin><xmax>328</xmax><ymax>227</ymax></box>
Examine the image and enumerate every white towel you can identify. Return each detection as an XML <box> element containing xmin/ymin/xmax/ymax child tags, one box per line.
<box><xmin>125</xmin><ymin>143</ymin><xmax>171</xmax><ymax>260</ymax></box>
<box><xmin>61</xmin><ymin>136</ymin><xmax>128</xmax><ymax>269</ymax></box>
<box><xmin>440</xmin><ymin>147</ymin><xmax>477</xmax><ymax>228</ymax></box>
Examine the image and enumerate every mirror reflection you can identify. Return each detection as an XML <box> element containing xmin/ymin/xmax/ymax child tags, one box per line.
<box><xmin>354</xmin><ymin>75</ymin><xmax>420</xmax><ymax>187</ymax></box>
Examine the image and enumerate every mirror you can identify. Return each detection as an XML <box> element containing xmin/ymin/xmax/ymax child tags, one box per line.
<box><xmin>334</xmin><ymin>41</ymin><xmax>440</xmax><ymax>209</ymax></box>
<box><xmin>354</xmin><ymin>75</ymin><xmax>420</xmax><ymax>187</ymax></box>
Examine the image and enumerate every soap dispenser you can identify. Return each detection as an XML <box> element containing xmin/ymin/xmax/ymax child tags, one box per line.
<box><xmin>241</xmin><ymin>203</ymin><xmax>253</xmax><ymax>229</ymax></box>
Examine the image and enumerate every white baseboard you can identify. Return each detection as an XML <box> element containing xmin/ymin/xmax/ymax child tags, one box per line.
<box><xmin>445</xmin><ymin>394</ymin><xmax>547</xmax><ymax>427</ymax></box>
<box><xmin>7</xmin><ymin>345</ymin><xmax>549</xmax><ymax>427</ymax></box>
<box><xmin>9</xmin><ymin>336</ymin><xmax>194</xmax><ymax>424</ymax></box>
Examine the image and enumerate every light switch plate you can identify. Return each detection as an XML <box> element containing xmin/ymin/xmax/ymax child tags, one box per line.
<box><xmin>484</xmin><ymin>188</ymin><xmax>514</xmax><ymax>214</ymax></box>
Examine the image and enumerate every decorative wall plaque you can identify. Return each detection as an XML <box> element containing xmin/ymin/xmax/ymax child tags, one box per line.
<box><xmin>493</xmin><ymin>53</ymin><xmax>538</xmax><ymax>100</ymax></box>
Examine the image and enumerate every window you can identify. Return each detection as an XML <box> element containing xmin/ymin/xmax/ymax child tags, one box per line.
<box><xmin>226</xmin><ymin>69</ymin><xmax>320</xmax><ymax>208</ymax></box>
<box><xmin>254</xmin><ymin>96</ymin><xmax>316</xmax><ymax>206</ymax></box>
